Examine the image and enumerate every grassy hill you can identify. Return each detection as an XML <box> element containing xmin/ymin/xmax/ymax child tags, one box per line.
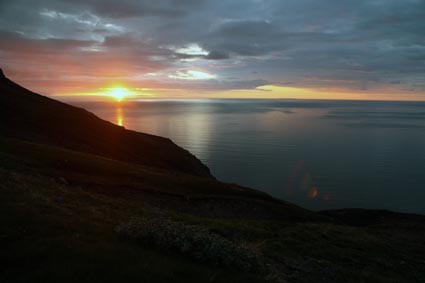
<box><xmin>0</xmin><ymin>69</ymin><xmax>210</xmax><ymax>177</ymax></box>
<box><xmin>1</xmin><ymin>69</ymin><xmax>424</xmax><ymax>282</ymax></box>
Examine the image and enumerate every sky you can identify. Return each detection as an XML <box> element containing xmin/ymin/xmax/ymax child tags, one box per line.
<box><xmin>0</xmin><ymin>0</ymin><xmax>424</xmax><ymax>101</ymax></box>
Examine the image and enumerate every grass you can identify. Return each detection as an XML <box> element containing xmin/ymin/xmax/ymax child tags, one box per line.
<box><xmin>0</xmin><ymin>168</ymin><xmax>264</xmax><ymax>283</ymax></box>
<box><xmin>1</xmin><ymin>137</ymin><xmax>425</xmax><ymax>282</ymax></box>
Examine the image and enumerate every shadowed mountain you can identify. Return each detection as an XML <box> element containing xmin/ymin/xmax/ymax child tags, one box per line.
<box><xmin>0</xmin><ymin>69</ymin><xmax>210</xmax><ymax>177</ymax></box>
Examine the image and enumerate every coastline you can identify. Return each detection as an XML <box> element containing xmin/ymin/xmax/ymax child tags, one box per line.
<box><xmin>1</xmin><ymin>71</ymin><xmax>425</xmax><ymax>282</ymax></box>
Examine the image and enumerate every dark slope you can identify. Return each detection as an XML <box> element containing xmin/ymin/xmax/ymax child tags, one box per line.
<box><xmin>0</xmin><ymin>69</ymin><xmax>210</xmax><ymax>177</ymax></box>
<box><xmin>1</xmin><ymin>137</ymin><xmax>425</xmax><ymax>283</ymax></box>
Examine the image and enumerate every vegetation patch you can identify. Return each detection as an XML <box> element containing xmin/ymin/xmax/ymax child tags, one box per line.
<box><xmin>116</xmin><ymin>217</ymin><xmax>262</xmax><ymax>271</ymax></box>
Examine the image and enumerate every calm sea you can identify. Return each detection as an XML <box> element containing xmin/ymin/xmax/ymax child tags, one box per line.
<box><xmin>72</xmin><ymin>99</ymin><xmax>425</xmax><ymax>214</ymax></box>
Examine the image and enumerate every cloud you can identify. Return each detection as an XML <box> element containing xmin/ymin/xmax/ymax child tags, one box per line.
<box><xmin>205</xmin><ymin>50</ymin><xmax>229</xmax><ymax>60</ymax></box>
<box><xmin>0</xmin><ymin>0</ymin><xmax>424</xmax><ymax>98</ymax></box>
<box><xmin>170</xmin><ymin>44</ymin><xmax>230</xmax><ymax>60</ymax></box>
<box><xmin>47</xmin><ymin>0</ymin><xmax>208</xmax><ymax>19</ymax></box>
<box><xmin>0</xmin><ymin>31</ymin><xmax>97</xmax><ymax>54</ymax></box>
<box><xmin>169</xmin><ymin>70</ymin><xmax>216</xmax><ymax>80</ymax></box>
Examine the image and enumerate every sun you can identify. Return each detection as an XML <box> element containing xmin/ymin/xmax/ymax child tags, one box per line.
<box><xmin>107</xmin><ymin>87</ymin><xmax>131</xmax><ymax>102</ymax></box>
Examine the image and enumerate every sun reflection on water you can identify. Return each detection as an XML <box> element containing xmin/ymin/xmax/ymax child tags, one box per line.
<box><xmin>116</xmin><ymin>106</ymin><xmax>124</xmax><ymax>126</ymax></box>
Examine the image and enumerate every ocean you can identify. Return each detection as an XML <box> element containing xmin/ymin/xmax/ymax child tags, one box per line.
<box><xmin>72</xmin><ymin>99</ymin><xmax>425</xmax><ymax>214</ymax></box>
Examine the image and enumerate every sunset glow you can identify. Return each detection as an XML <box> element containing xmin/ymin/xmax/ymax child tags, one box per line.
<box><xmin>0</xmin><ymin>0</ymin><xmax>424</xmax><ymax>101</ymax></box>
<box><xmin>106</xmin><ymin>87</ymin><xmax>131</xmax><ymax>102</ymax></box>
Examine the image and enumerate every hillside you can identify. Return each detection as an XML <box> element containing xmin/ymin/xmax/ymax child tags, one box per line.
<box><xmin>1</xmin><ymin>69</ymin><xmax>424</xmax><ymax>283</ymax></box>
<box><xmin>0</xmin><ymin>69</ymin><xmax>210</xmax><ymax>177</ymax></box>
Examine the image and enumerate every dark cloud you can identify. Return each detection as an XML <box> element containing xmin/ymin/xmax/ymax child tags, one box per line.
<box><xmin>212</xmin><ymin>20</ymin><xmax>279</xmax><ymax>39</ymax></box>
<box><xmin>205</xmin><ymin>51</ymin><xmax>229</xmax><ymax>60</ymax></box>
<box><xmin>0</xmin><ymin>0</ymin><xmax>424</xmax><ymax>97</ymax></box>
<box><xmin>85</xmin><ymin>0</ymin><xmax>185</xmax><ymax>18</ymax></box>
<box><xmin>0</xmin><ymin>31</ymin><xmax>96</xmax><ymax>54</ymax></box>
<box><xmin>53</xmin><ymin>0</ymin><xmax>208</xmax><ymax>19</ymax></box>
<box><xmin>172</xmin><ymin>50</ymin><xmax>229</xmax><ymax>60</ymax></box>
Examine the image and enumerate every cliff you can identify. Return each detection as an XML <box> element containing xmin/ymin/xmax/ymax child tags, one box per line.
<box><xmin>0</xmin><ymin>69</ymin><xmax>211</xmax><ymax>177</ymax></box>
